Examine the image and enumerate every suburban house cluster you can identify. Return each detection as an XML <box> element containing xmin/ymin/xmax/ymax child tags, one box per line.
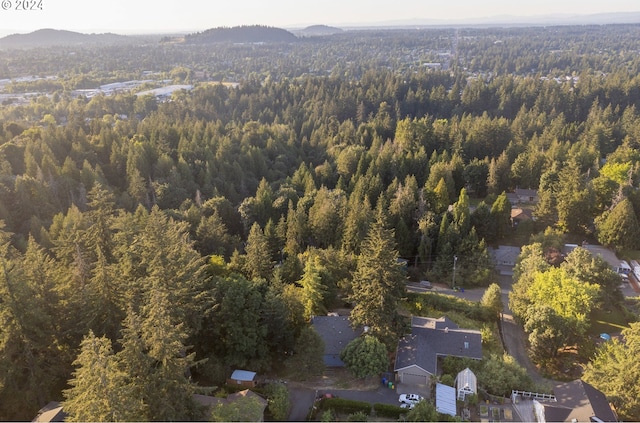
<box><xmin>394</xmin><ymin>316</ymin><xmax>482</xmax><ymax>387</ymax></box>
<box><xmin>312</xmin><ymin>308</ymin><xmax>618</xmax><ymax>422</ymax></box>
<box><xmin>507</xmin><ymin>188</ymin><xmax>538</xmax><ymax>228</ymax></box>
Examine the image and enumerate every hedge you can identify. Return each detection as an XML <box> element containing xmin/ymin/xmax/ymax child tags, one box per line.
<box><xmin>409</xmin><ymin>292</ymin><xmax>492</xmax><ymax>322</ymax></box>
<box><xmin>373</xmin><ymin>403</ymin><xmax>405</xmax><ymax>418</ymax></box>
<box><xmin>320</xmin><ymin>398</ymin><xmax>371</xmax><ymax>415</ymax></box>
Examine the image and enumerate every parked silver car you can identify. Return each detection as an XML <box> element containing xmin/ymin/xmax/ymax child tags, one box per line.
<box><xmin>399</xmin><ymin>393</ymin><xmax>424</xmax><ymax>404</ymax></box>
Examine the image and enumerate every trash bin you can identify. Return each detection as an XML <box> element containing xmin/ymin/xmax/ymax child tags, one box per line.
<box><xmin>460</xmin><ymin>287</ymin><xmax>464</xmax><ymax>292</ymax></box>
<box><xmin>382</xmin><ymin>377</ymin><xmax>387</xmax><ymax>386</ymax></box>
<box><xmin>388</xmin><ymin>381</ymin><xmax>392</xmax><ymax>389</ymax></box>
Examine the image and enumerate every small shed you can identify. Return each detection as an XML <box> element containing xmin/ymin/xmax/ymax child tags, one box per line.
<box><xmin>436</xmin><ymin>383</ymin><xmax>457</xmax><ymax>417</ymax></box>
<box><xmin>227</xmin><ymin>369</ymin><xmax>257</xmax><ymax>387</ymax></box>
<box><xmin>456</xmin><ymin>368</ymin><xmax>477</xmax><ymax>400</ymax></box>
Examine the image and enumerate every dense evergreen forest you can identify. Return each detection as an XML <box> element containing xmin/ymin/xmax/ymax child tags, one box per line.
<box><xmin>2</xmin><ymin>24</ymin><xmax>640</xmax><ymax>420</ymax></box>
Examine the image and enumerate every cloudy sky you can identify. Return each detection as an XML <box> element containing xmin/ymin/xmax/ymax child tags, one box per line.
<box><xmin>2</xmin><ymin>0</ymin><xmax>639</xmax><ymax>34</ymax></box>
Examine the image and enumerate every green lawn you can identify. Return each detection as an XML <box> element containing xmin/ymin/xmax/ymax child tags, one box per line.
<box><xmin>589</xmin><ymin>308</ymin><xmax>632</xmax><ymax>336</ymax></box>
<box><xmin>620</xmin><ymin>249</ymin><xmax>640</xmax><ymax>262</ymax></box>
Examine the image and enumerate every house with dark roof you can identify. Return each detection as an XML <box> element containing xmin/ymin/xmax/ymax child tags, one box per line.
<box><xmin>312</xmin><ymin>315</ymin><xmax>363</xmax><ymax>367</ymax></box>
<box><xmin>514</xmin><ymin>188</ymin><xmax>539</xmax><ymax>204</ymax></box>
<box><xmin>538</xmin><ymin>380</ymin><xmax>617</xmax><ymax>422</ymax></box>
<box><xmin>394</xmin><ymin>316</ymin><xmax>482</xmax><ymax>387</ymax></box>
<box><xmin>490</xmin><ymin>245</ymin><xmax>521</xmax><ymax>269</ymax></box>
<box><xmin>564</xmin><ymin>244</ymin><xmax>630</xmax><ymax>276</ymax></box>
<box><xmin>525</xmin><ymin>380</ymin><xmax>617</xmax><ymax>422</ymax></box>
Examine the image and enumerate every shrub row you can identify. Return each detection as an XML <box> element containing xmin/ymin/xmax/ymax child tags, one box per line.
<box><xmin>320</xmin><ymin>398</ymin><xmax>371</xmax><ymax>415</ymax></box>
<box><xmin>373</xmin><ymin>403</ymin><xmax>405</xmax><ymax>418</ymax></box>
<box><xmin>410</xmin><ymin>292</ymin><xmax>492</xmax><ymax>321</ymax></box>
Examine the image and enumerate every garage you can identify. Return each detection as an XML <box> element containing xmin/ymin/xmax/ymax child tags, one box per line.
<box><xmin>401</xmin><ymin>372</ymin><xmax>428</xmax><ymax>385</ymax></box>
<box><xmin>398</xmin><ymin>367</ymin><xmax>430</xmax><ymax>386</ymax></box>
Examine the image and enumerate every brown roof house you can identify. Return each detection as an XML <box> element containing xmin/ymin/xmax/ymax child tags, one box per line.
<box><xmin>511</xmin><ymin>207</ymin><xmax>534</xmax><ymax>227</ymax></box>
<box><xmin>394</xmin><ymin>316</ymin><xmax>482</xmax><ymax>388</ymax></box>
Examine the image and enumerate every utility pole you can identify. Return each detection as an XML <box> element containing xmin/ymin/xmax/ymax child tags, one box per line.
<box><xmin>452</xmin><ymin>255</ymin><xmax>457</xmax><ymax>289</ymax></box>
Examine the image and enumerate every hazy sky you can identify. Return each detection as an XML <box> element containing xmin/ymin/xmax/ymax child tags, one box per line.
<box><xmin>2</xmin><ymin>0</ymin><xmax>640</xmax><ymax>34</ymax></box>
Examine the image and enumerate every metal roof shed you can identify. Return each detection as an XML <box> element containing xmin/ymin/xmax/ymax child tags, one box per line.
<box><xmin>230</xmin><ymin>369</ymin><xmax>256</xmax><ymax>381</ymax></box>
<box><xmin>456</xmin><ymin>367</ymin><xmax>477</xmax><ymax>400</ymax></box>
<box><xmin>228</xmin><ymin>369</ymin><xmax>257</xmax><ymax>387</ymax></box>
<box><xmin>436</xmin><ymin>383</ymin><xmax>457</xmax><ymax>417</ymax></box>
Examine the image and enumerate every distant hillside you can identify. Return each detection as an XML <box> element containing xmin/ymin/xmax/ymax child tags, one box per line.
<box><xmin>295</xmin><ymin>25</ymin><xmax>344</xmax><ymax>37</ymax></box>
<box><xmin>355</xmin><ymin>11</ymin><xmax>640</xmax><ymax>28</ymax></box>
<box><xmin>184</xmin><ymin>25</ymin><xmax>298</xmax><ymax>44</ymax></box>
<box><xmin>0</xmin><ymin>29</ymin><xmax>132</xmax><ymax>49</ymax></box>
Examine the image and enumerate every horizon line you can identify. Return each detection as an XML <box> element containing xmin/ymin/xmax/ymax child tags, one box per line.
<box><xmin>2</xmin><ymin>10</ymin><xmax>640</xmax><ymax>37</ymax></box>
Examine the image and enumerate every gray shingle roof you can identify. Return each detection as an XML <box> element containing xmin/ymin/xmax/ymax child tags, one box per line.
<box><xmin>395</xmin><ymin>332</ymin><xmax>435</xmax><ymax>373</ymax></box>
<box><xmin>551</xmin><ymin>380</ymin><xmax>618</xmax><ymax>422</ymax></box>
<box><xmin>395</xmin><ymin>316</ymin><xmax>482</xmax><ymax>375</ymax></box>
<box><xmin>312</xmin><ymin>315</ymin><xmax>362</xmax><ymax>366</ymax></box>
<box><xmin>541</xmin><ymin>404</ymin><xmax>573</xmax><ymax>422</ymax></box>
<box><xmin>514</xmin><ymin>188</ymin><xmax>539</xmax><ymax>197</ymax></box>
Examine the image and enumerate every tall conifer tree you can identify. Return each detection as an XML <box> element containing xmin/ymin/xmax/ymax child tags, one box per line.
<box><xmin>348</xmin><ymin>203</ymin><xmax>405</xmax><ymax>347</ymax></box>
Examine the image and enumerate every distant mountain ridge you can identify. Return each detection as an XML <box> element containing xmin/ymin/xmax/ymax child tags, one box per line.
<box><xmin>344</xmin><ymin>11</ymin><xmax>640</xmax><ymax>28</ymax></box>
<box><xmin>294</xmin><ymin>25</ymin><xmax>344</xmax><ymax>37</ymax></box>
<box><xmin>0</xmin><ymin>28</ymin><xmax>132</xmax><ymax>48</ymax></box>
<box><xmin>2</xmin><ymin>11</ymin><xmax>640</xmax><ymax>47</ymax></box>
<box><xmin>184</xmin><ymin>25</ymin><xmax>298</xmax><ymax>44</ymax></box>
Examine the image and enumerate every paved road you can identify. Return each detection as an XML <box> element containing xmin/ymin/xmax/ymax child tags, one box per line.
<box><xmin>318</xmin><ymin>385</ymin><xmax>400</xmax><ymax>406</ymax></box>
<box><xmin>497</xmin><ymin>273</ymin><xmax>554</xmax><ymax>387</ymax></box>
<box><xmin>288</xmin><ymin>387</ymin><xmax>315</xmax><ymax>421</ymax></box>
<box><xmin>287</xmin><ymin>384</ymin><xmax>402</xmax><ymax>421</ymax></box>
